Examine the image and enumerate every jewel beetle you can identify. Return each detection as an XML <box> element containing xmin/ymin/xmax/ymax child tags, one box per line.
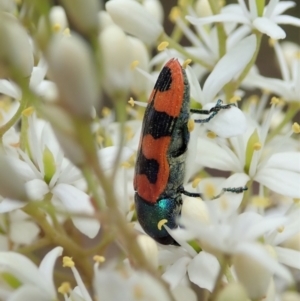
<box><xmin>134</xmin><ymin>58</ymin><xmax>247</xmax><ymax>245</ymax></box>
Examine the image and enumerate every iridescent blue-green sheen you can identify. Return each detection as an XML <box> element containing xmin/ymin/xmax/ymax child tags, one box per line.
<box><xmin>135</xmin><ymin>194</ymin><xmax>182</xmax><ymax>245</ymax></box>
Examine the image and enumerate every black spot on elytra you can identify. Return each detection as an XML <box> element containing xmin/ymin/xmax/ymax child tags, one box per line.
<box><xmin>154</xmin><ymin>66</ymin><xmax>172</xmax><ymax>92</ymax></box>
<box><xmin>143</xmin><ymin>109</ymin><xmax>177</xmax><ymax>139</ymax></box>
<box><xmin>138</xmin><ymin>153</ymin><xmax>159</xmax><ymax>184</ymax></box>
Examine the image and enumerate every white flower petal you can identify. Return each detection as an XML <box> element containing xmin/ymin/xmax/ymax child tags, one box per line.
<box><xmin>0</xmin><ymin>198</ymin><xmax>24</xmax><ymax>213</ymax></box>
<box><xmin>0</xmin><ymin>80</ymin><xmax>21</xmax><ymax>99</ymax></box>
<box><xmin>274</xmin><ymin>15</ymin><xmax>300</xmax><ymax>26</ymax></box>
<box><xmin>39</xmin><ymin>246</ymin><xmax>63</xmax><ymax>296</ymax></box>
<box><xmin>196</xmin><ymin>138</ymin><xmax>241</xmax><ymax>171</ymax></box>
<box><xmin>25</xmin><ymin>179</ymin><xmax>49</xmax><ymax>200</ymax></box>
<box><xmin>255</xmin><ymin>169</ymin><xmax>300</xmax><ymax>198</ymax></box>
<box><xmin>10</xmin><ymin>220</ymin><xmax>40</xmax><ymax>245</ymax></box>
<box><xmin>8</xmin><ymin>285</ymin><xmax>49</xmax><ymax>301</ymax></box>
<box><xmin>261</xmin><ymin>152</ymin><xmax>300</xmax><ymax>172</ymax></box>
<box><xmin>275</xmin><ymin>246</ymin><xmax>300</xmax><ymax>270</ymax></box>
<box><xmin>106</xmin><ymin>0</ymin><xmax>163</xmax><ymax>44</ymax></box>
<box><xmin>203</xmin><ymin>35</ymin><xmax>256</xmax><ymax>103</ymax></box>
<box><xmin>185</xmin><ymin>65</ymin><xmax>204</xmax><ymax>103</ymax></box>
<box><xmin>235</xmin><ymin>242</ymin><xmax>293</xmax><ymax>282</ymax></box>
<box><xmin>52</xmin><ymin>183</ymin><xmax>100</xmax><ymax>238</ymax></box>
<box><xmin>162</xmin><ymin>256</ymin><xmax>191</xmax><ymax>289</ymax></box>
<box><xmin>0</xmin><ymin>252</ymin><xmax>50</xmax><ymax>293</ymax></box>
<box><xmin>172</xmin><ymin>285</ymin><xmax>197</xmax><ymax>301</ymax></box>
<box><xmin>253</xmin><ymin>17</ymin><xmax>286</xmax><ymax>39</ymax></box>
<box><xmin>187</xmin><ymin>252</ymin><xmax>219</xmax><ymax>292</ymax></box>
<box><xmin>98</xmin><ymin>146</ymin><xmax>134</xmax><ymax>174</ymax></box>
<box><xmin>202</xmin><ymin>103</ymin><xmax>247</xmax><ymax>137</ymax></box>
<box><xmin>272</xmin><ymin>1</ymin><xmax>296</xmax><ymax>16</ymax></box>
<box><xmin>186</xmin><ymin>14</ymin><xmax>249</xmax><ymax>26</ymax></box>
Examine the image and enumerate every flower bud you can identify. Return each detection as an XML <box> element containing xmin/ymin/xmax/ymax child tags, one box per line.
<box><xmin>137</xmin><ymin>234</ymin><xmax>158</xmax><ymax>269</ymax></box>
<box><xmin>281</xmin><ymin>291</ymin><xmax>300</xmax><ymax>301</ymax></box>
<box><xmin>181</xmin><ymin>197</ymin><xmax>209</xmax><ymax>223</ymax></box>
<box><xmin>216</xmin><ymin>282</ymin><xmax>248</xmax><ymax>301</ymax></box>
<box><xmin>143</xmin><ymin>0</ymin><xmax>164</xmax><ymax>24</ymax></box>
<box><xmin>0</xmin><ymin>12</ymin><xmax>33</xmax><ymax>79</ymax></box>
<box><xmin>0</xmin><ymin>154</ymin><xmax>27</xmax><ymax>201</ymax></box>
<box><xmin>105</xmin><ymin>0</ymin><xmax>163</xmax><ymax>44</ymax></box>
<box><xmin>99</xmin><ymin>25</ymin><xmax>132</xmax><ymax>97</ymax></box>
<box><xmin>60</xmin><ymin>0</ymin><xmax>100</xmax><ymax>34</ymax></box>
<box><xmin>0</xmin><ymin>0</ymin><xmax>16</xmax><ymax>13</ymax></box>
<box><xmin>46</xmin><ymin>33</ymin><xmax>100</xmax><ymax>118</ymax></box>
<box><xmin>195</xmin><ymin>0</ymin><xmax>213</xmax><ymax>17</ymax></box>
<box><xmin>49</xmin><ymin>6</ymin><xmax>68</xmax><ymax>33</ymax></box>
<box><xmin>233</xmin><ymin>252</ymin><xmax>272</xmax><ymax>300</ymax></box>
<box><xmin>98</xmin><ymin>11</ymin><xmax>114</xmax><ymax>31</ymax></box>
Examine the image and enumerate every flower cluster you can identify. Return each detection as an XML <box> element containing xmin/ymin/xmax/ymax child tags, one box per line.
<box><xmin>0</xmin><ymin>0</ymin><xmax>299</xmax><ymax>300</ymax></box>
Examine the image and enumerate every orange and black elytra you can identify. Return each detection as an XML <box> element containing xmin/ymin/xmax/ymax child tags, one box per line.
<box><xmin>134</xmin><ymin>58</ymin><xmax>247</xmax><ymax>245</ymax></box>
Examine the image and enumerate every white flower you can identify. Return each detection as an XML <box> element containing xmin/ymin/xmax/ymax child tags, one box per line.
<box><xmin>0</xmin><ymin>58</ymin><xmax>57</xmax><ymax>102</ymax></box>
<box><xmin>0</xmin><ymin>209</ymin><xmax>40</xmax><ymax>249</ymax></box>
<box><xmin>0</xmin><ymin>12</ymin><xmax>33</xmax><ymax>78</ymax></box>
<box><xmin>0</xmin><ymin>246</ymin><xmax>62</xmax><ymax>301</ymax></box>
<box><xmin>105</xmin><ymin>0</ymin><xmax>163</xmax><ymax>44</ymax></box>
<box><xmin>0</xmin><ymin>114</ymin><xmax>100</xmax><ymax>238</ymax></box>
<box><xmin>186</xmin><ymin>0</ymin><xmax>300</xmax><ymax>39</ymax></box>
<box><xmin>244</xmin><ymin>40</ymin><xmax>300</xmax><ymax>102</ymax></box>
<box><xmin>195</xmin><ymin>102</ymin><xmax>300</xmax><ymax>199</ymax></box>
<box><xmin>46</xmin><ymin>33</ymin><xmax>100</xmax><ymax>118</ymax></box>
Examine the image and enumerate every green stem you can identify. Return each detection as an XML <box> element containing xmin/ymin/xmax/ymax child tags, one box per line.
<box><xmin>209</xmin><ymin>256</ymin><xmax>229</xmax><ymax>301</ymax></box>
<box><xmin>267</xmin><ymin>102</ymin><xmax>299</xmax><ymax>142</ymax></box>
<box><xmin>23</xmin><ymin>203</ymin><xmax>93</xmax><ymax>282</ymax></box>
<box><xmin>0</xmin><ymin>97</ymin><xmax>28</xmax><ymax>138</ymax></box>
<box><xmin>17</xmin><ymin>237</ymin><xmax>51</xmax><ymax>254</ymax></box>
<box><xmin>82</xmin><ymin>166</ymin><xmax>105</xmax><ymax>211</ymax></box>
<box><xmin>161</xmin><ymin>33</ymin><xmax>213</xmax><ymax>70</ymax></box>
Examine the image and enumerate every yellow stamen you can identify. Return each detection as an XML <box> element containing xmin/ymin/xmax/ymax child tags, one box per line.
<box><xmin>52</xmin><ymin>23</ymin><xmax>61</xmax><ymax>33</ymax></box>
<box><xmin>182</xmin><ymin>59</ymin><xmax>192</xmax><ymax>69</ymax></box>
<box><xmin>294</xmin><ymin>198</ymin><xmax>300</xmax><ymax>204</ymax></box>
<box><xmin>295</xmin><ymin>51</ymin><xmax>300</xmax><ymax>59</ymax></box>
<box><xmin>188</xmin><ymin>119</ymin><xmax>195</xmax><ymax>132</ymax></box>
<box><xmin>192</xmin><ymin>177</ymin><xmax>201</xmax><ymax>188</ymax></box>
<box><xmin>128</xmin><ymin>97</ymin><xmax>135</xmax><ymax>107</ymax></box>
<box><xmin>229</xmin><ymin>95</ymin><xmax>241</xmax><ymax>103</ymax></box>
<box><xmin>121</xmin><ymin>161</ymin><xmax>131</xmax><ymax>168</ymax></box>
<box><xmin>268</xmin><ymin>38</ymin><xmax>276</xmax><ymax>47</ymax></box>
<box><xmin>169</xmin><ymin>6</ymin><xmax>181</xmax><ymax>23</ymax></box>
<box><xmin>157</xmin><ymin>219</ymin><xmax>168</xmax><ymax>230</ymax></box>
<box><xmin>249</xmin><ymin>95</ymin><xmax>259</xmax><ymax>104</ymax></box>
<box><xmin>63</xmin><ymin>28</ymin><xmax>71</xmax><ymax>37</ymax></box>
<box><xmin>58</xmin><ymin>282</ymin><xmax>71</xmax><ymax>294</ymax></box>
<box><xmin>204</xmin><ymin>183</ymin><xmax>216</xmax><ymax>199</ymax></box>
<box><xmin>253</xmin><ymin>142</ymin><xmax>262</xmax><ymax>151</ymax></box>
<box><xmin>93</xmin><ymin>255</ymin><xmax>106</xmax><ymax>263</ymax></box>
<box><xmin>101</xmin><ymin>107</ymin><xmax>111</xmax><ymax>117</ymax></box>
<box><xmin>207</xmin><ymin>131</ymin><xmax>216</xmax><ymax>139</ymax></box>
<box><xmin>133</xmin><ymin>285</ymin><xmax>144</xmax><ymax>299</ymax></box>
<box><xmin>277</xmin><ymin>226</ymin><xmax>285</xmax><ymax>233</ymax></box>
<box><xmin>97</xmin><ymin>135</ymin><xmax>104</xmax><ymax>145</ymax></box>
<box><xmin>62</xmin><ymin>256</ymin><xmax>75</xmax><ymax>268</ymax></box>
<box><xmin>270</xmin><ymin>96</ymin><xmax>279</xmax><ymax>105</ymax></box>
<box><xmin>22</xmin><ymin>106</ymin><xmax>35</xmax><ymax>117</ymax></box>
<box><xmin>251</xmin><ymin>196</ymin><xmax>270</xmax><ymax>208</ymax></box>
<box><xmin>130</xmin><ymin>60</ymin><xmax>139</xmax><ymax>70</ymax></box>
<box><xmin>179</xmin><ymin>0</ymin><xmax>188</xmax><ymax>7</ymax></box>
<box><xmin>292</xmin><ymin>122</ymin><xmax>300</xmax><ymax>134</ymax></box>
<box><xmin>262</xmin><ymin>89</ymin><xmax>271</xmax><ymax>94</ymax></box>
<box><xmin>157</xmin><ymin>41</ymin><xmax>169</xmax><ymax>52</ymax></box>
